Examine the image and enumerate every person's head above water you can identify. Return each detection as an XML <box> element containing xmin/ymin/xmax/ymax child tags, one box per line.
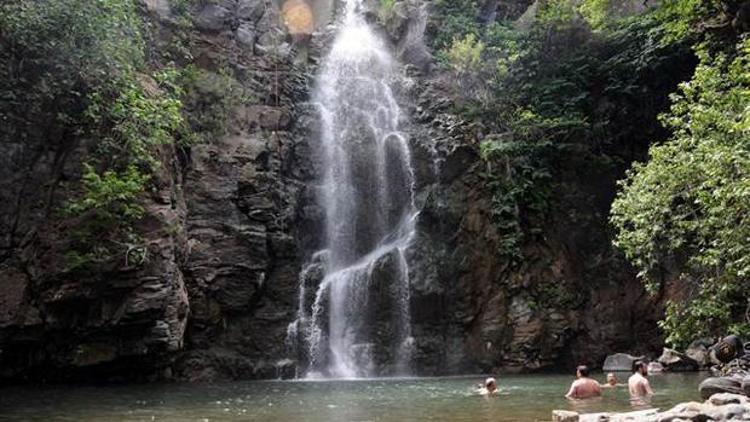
<box><xmin>576</xmin><ymin>365</ymin><xmax>590</xmax><ymax>378</ymax></box>
<box><xmin>485</xmin><ymin>377</ymin><xmax>497</xmax><ymax>392</ymax></box>
<box><xmin>606</xmin><ymin>373</ymin><xmax>617</xmax><ymax>386</ymax></box>
<box><xmin>633</xmin><ymin>360</ymin><xmax>648</xmax><ymax>376</ymax></box>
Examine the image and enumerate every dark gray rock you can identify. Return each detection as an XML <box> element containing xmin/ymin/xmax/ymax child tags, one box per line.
<box><xmin>235</xmin><ymin>24</ymin><xmax>256</xmax><ymax>48</ymax></box>
<box><xmin>686</xmin><ymin>339</ymin><xmax>712</xmax><ymax>368</ymax></box>
<box><xmin>708</xmin><ymin>392</ymin><xmax>747</xmax><ymax>406</ymax></box>
<box><xmin>237</xmin><ymin>0</ymin><xmax>266</xmax><ymax>22</ymax></box>
<box><xmin>140</xmin><ymin>0</ymin><xmax>171</xmax><ymax>21</ymax></box>
<box><xmin>700</xmin><ymin>376</ymin><xmax>744</xmax><ymax>399</ymax></box>
<box><xmin>195</xmin><ymin>4</ymin><xmax>231</xmax><ymax>32</ymax></box>
<box><xmin>603</xmin><ymin>353</ymin><xmax>644</xmax><ymax>372</ymax></box>
<box><xmin>658</xmin><ymin>347</ymin><xmax>700</xmax><ymax>372</ymax></box>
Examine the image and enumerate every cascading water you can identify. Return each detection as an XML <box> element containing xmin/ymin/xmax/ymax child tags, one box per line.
<box><xmin>287</xmin><ymin>0</ymin><xmax>417</xmax><ymax>379</ymax></box>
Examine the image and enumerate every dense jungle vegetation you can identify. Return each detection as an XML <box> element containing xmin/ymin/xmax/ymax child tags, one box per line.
<box><xmin>427</xmin><ymin>0</ymin><xmax>749</xmax><ymax>347</ymax></box>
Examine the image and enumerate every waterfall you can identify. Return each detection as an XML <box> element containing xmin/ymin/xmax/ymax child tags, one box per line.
<box><xmin>288</xmin><ymin>0</ymin><xmax>417</xmax><ymax>379</ymax></box>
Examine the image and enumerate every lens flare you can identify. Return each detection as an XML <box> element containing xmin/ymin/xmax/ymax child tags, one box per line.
<box><xmin>282</xmin><ymin>0</ymin><xmax>314</xmax><ymax>35</ymax></box>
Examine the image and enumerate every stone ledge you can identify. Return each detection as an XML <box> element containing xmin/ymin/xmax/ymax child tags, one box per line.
<box><xmin>553</xmin><ymin>392</ymin><xmax>750</xmax><ymax>421</ymax></box>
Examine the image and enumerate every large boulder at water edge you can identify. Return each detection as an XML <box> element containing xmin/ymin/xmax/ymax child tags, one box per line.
<box><xmin>603</xmin><ymin>353</ymin><xmax>643</xmax><ymax>372</ymax></box>
<box><xmin>686</xmin><ymin>339</ymin><xmax>713</xmax><ymax>368</ymax></box>
<box><xmin>713</xmin><ymin>335</ymin><xmax>745</xmax><ymax>364</ymax></box>
<box><xmin>700</xmin><ymin>376</ymin><xmax>745</xmax><ymax>399</ymax></box>
<box><xmin>647</xmin><ymin>361</ymin><xmax>664</xmax><ymax>374</ymax></box>
<box><xmin>658</xmin><ymin>347</ymin><xmax>700</xmax><ymax>371</ymax></box>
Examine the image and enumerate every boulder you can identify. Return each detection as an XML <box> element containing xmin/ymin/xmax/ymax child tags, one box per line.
<box><xmin>237</xmin><ymin>0</ymin><xmax>266</xmax><ymax>22</ymax></box>
<box><xmin>140</xmin><ymin>0</ymin><xmax>171</xmax><ymax>21</ymax></box>
<box><xmin>699</xmin><ymin>376</ymin><xmax>744</xmax><ymax>399</ymax></box>
<box><xmin>552</xmin><ymin>410</ymin><xmax>579</xmax><ymax>422</ymax></box>
<box><xmin>712</xmin><ymin>335</ymin><xmax>744</xmax><ymax>364</ymax></box>
<box><xmin>658</xmin><ymin>348</ymin><xmax>699</xmax><ymax>372</ymax></box>
<box><xmin>686</xmin><ymin>339</ymin><xmax>712</xmax><ymax>368</ymax></box>
<box><xmin>648</xmin><ymin>361</ymin><xmax>664</xmax><ymax>374</ymax></box>
<box><xmin>742</xmin><ymin>375</ymin><xmax>750</xmax><ymax>396</ymax></box>
<box><xmin>195</xmin><ymin>4</ymin><xmax>231</xmax><ymax>32</ymax></box>
<box><xmin>603</xmin><ymin>353</ymin><xmax>644</xmax><ymax>372</ymax></box>
<box><xmin>720</xmin><ymin>404</ymin><xmax>748</xmax><ymax>420</ymax></box>
<box><xmin>708</xmin><ymin>392</ymin><xmax>748</xmax><ymax>406</ymax></box>
<box><xmin>235</xmin><ymin>24</ymin><xmax>255</xmax><ymax>48</ymax></box>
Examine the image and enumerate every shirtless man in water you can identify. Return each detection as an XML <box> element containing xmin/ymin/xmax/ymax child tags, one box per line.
<box><xmin>628</xmin><ymin>360</ymin><xmax>654</xmax><ymax>398</ymax></box>
<box><xmin>602</xmin><ymin>373</ymin><xmax>618</xmax><ymax>388</ymax></box>
<box><xmin>565</xmin><ymin>365</ymin><xmax>601</xmax><ymax>399</ymax></box>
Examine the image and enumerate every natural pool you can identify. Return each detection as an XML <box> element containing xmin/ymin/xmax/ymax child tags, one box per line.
<box><xmin>0</xmin><ymin>373</ymin><xmax>709</xmax><ymax>421</ymax></box>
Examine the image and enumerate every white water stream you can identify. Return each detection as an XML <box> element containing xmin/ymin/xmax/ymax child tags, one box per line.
<box><xmin>288</xmin><ymin>0</ymin><xmax>417</xmax><ymax>378</ymax></box>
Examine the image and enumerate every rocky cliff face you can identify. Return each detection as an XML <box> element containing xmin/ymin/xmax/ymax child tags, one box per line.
<box><xmin>0</xmin><ymin>0</ymin><xmax>315</xmax><ymax>383</ymax></box>
<box><xmin>401</xmin><ymin>69</ymin><xmax>663</xmax><ymax>375</ymax></box>
<box><xmin>0</xmin><ymin>0</ymin><xmax>665</xmax><ymax>383</ymax></box>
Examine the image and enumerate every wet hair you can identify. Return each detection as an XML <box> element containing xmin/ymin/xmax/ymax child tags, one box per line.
<box><xmin>485</xmin><ymin>377</ymin><xmax>496</xmax><ymax>388</ymax></box>
<box><xmin>577</xmin><ymin>365</ymin><xmax>590</xmax><ymax>377</ymax></box>
<box><xmin>633</xmin><ymin>360</ymin><xmax>647</xmax><ymax>373</ymax></box>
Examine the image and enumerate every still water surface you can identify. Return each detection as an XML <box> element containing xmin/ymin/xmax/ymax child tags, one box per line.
<box><xmin>0</xmin><ymin>373</ymin><xmax>708</xmax><ymax>421</ymax></box>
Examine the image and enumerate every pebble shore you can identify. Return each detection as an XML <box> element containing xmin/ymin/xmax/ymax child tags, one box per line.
<box><xmin>553</xmin><ymin>392</ymin><xmax>750</xmax><ymax>421</ymax></box>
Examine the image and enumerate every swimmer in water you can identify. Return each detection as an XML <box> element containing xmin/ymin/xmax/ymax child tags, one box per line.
<box><xmin>628</xmin><ymin>360</ymin><xmax>653</xmax><ymax>399</ymax></box>
<box><xmin>565</xmin><ymin>365</ymin><xmax>601</xmax><ymax>400</ymax></box>
<box><xmin>601</xmin><ymin>372</ymin><xmax>618</xmax><ymax>388</ymax></box>
<box><xmin>477</xmin><ymin>377</ymin><xmax>498</xmax><ymax>396</ymax></box>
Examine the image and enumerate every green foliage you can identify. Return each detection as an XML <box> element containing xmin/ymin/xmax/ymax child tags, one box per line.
<box><xmin>537</xmin><ymin>0</ymin><xmax>579</xmax><ymax>26</ymax></box>
<box><xmin>177</xmin><ymin>66</ymin><xmax>244</xmax><ymax>143</ymax></box>
<box><xmin>480</xmin><ymin>134</ymin><xmax>554</xmax><ymax>260</ymax></box>
<box><xmin>652</xmin><ymin>0</ymin><xmax>710</xmax><ymax>42</ymax></box>
<box><xmin>444</xmin><ymin>33</ymin><xmax>486</xmax><ymax>74</ymax></box>
<box><xmin>460</xmin><ymin>3</ymin><xmax>693</xmax><ymax>259</ymax></box>
<box><xmin>0</xmin><ymin>0</ymin><xmax>145</xmax><ymax>143</ymax></box>
<box><xmin>1</xmin><ymin>0</ymin><xmax>188</xmax><ymax>271</ymax></box>
<box><xmin>579</xmin><ymin>0</ymin><xmax>612</xmax><ymax>28</ymax></box>
<box><xmin>611</xmin><ymin>38</ymin><xmax>750</xmax><ymax>347</ymax></box>
<box><xmin>87</xmin><ymin>74</ymin><xmax>184</xmax><ymax>168</ymax></box>
<box><xmin>427</xmin><ymin>0</ymin><xmax>480</xmax><ymax>52</ymax></box>
<box><xmin>378</xmin><ymin>0</ymin><xmax>397</xmax><ymax>22</ymax></box>
<box><xmin>64</xmin><ymin>164</ymin><xmax>148</xmax><ymax>224</ymax></box>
